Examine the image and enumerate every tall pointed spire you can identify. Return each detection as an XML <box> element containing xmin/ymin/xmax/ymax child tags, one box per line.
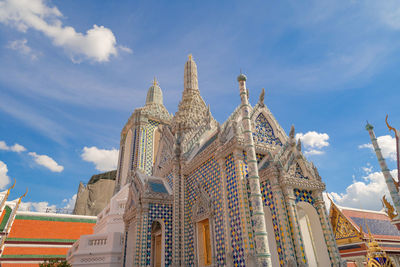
<box><xmin>172</xmin><ymin>54</ymin><xmax>212</xmax><ymax>133</ymax></box>
<box><xmin>184</xmin><ymin>54</ymin><xmax>199</xmax><ymax>91</ymax></box>
<box><xmin>366</xmin><ymin>122</ymin><xmax>400</xmax><ymax>226</ymax></box>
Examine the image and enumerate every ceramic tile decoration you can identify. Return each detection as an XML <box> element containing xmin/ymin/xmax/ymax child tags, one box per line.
<box><xmin>70</xmin><ymin>55</ymin><xmax>341</xmax><ymax>267</ymax></box>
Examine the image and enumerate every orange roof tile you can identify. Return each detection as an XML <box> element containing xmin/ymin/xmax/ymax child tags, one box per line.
<box><xmin>3</xmin><ymin>247</ymin><xmax>69</xmax><ymax>256</ymax></box>
<box><xmin>1</xmin><ymin>264</ymin><xmax>39</xmax><ymax>267</ymax></box>
<box><xmin>8</xmin><ymin>219</ymin><xmax>94</xmax><ymax>241</ymax></box>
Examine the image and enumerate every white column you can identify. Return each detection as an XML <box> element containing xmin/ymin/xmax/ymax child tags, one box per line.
<box><xmin>238</xmin><ymin>74</ymin><xmax>271</xmax><ymax>267</ymax></box>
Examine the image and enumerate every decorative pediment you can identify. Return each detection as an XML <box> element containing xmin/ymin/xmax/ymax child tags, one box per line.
<box><xmin>192</xmin><ymin>182</ymin><xmax>214</xmax><ymax>222</ymax></box>
<box><xmin>250</xmin><ymin>103</ymin><xmax>288</xmax><ymax>146</ymax></box>
<box><xmin>330</xmin><ymin>201</ymin><xmax>362</xmax><ymax>244</ymax></box>
<box><xmin>252</xmin><ymin>113</ymin><xmax>283</xmax><ymax>146</ymax></box>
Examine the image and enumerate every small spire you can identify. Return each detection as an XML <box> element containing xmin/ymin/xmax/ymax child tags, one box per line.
<box><xmin>188</xmin><ymin>54</ymin><xmax>193</xmax><ymax>60</ymax></box>
<box><xmin>289</xmin><ymin>125</ymin><xmax>295</xmax><ymax>139</ymax></box>
<box><xmin>258</xmin><ymin>88</ymin><xmax>265</xmax><ymax>105</ymax></box>
<box><xmin>297</xmin><ymin>139</ymin><xmax>302</xmax><ymax>152</ymax></box>
<box><xmin>365</xmin><ymin>120</ymin><xmax>374</xmax><ymax>131</ymax></box>
<box><xmin>153</xmin><ymin>77</ymin><xmax>158</xmax><ymax>86</ymax></box>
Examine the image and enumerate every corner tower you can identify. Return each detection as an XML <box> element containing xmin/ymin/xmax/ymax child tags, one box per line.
<box><xmin>114</xmin><ymin>78</ymin><xmax>171</xmax><ymax>192</ymax></box>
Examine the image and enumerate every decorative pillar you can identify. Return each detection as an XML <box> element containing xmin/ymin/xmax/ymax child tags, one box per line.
<box><xmin>284</xmin><ymin>187</ymin><xmax>306</xmax><ymax>265</ymax></box>
<box><xmin>314</xmin><ymin>192</ymin><xmax>342</xmax><ymax>266</ymax></box>
<box><xmin>237</xmin><ymin>73</ymin><xmax>271</xmax><ymax>267</ymax></box>
<box><xmin>172</xmin><ymin>129</ymin><xmax>184</xmax><ymax>266</ymax></box>
<box><xmin>366</xmin><ymin>123</ymin><xmax>400</xmax><ymax>226</ymax></box>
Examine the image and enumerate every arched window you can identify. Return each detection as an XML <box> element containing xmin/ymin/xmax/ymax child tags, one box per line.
<box><xmin>296</xmin><ymin>202</ymin><xmax>330</xmax><ymax>267</ymax></box>
<box><xmin>151</xmin><ymin>220</ymin><xmax>165</xmax><ymax>267</ymax></box>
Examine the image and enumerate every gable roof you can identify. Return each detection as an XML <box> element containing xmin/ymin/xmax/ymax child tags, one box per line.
<box><xmin>335</xmin><ymin>204</ymin><xmax>400</xmax><ymax>241</ymax></box>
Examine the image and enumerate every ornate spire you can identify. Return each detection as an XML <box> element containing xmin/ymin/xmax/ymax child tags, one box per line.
<box><xmin>184</xmin><ymin>54</ymin><xmax>198</xmax><ymax>90</ymax></box>
<box><xmin>172</xmin><ymin>54</ymin><xmax>212</xmax><ymax>133</ymax></box>
<box><xmin>366</xmin><ymin>122</ymin><xmax>400</xmax><ymax>222</ymax></box>
<box><xmin>145</xmin><ymin>77</ymin><xmax>163</xmax><ymax>105</ymax></box>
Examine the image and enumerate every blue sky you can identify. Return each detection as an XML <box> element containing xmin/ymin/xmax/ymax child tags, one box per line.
<box><xmin>1</xmin><ymin>0</ymin><xmax>400</xmax><ymax>211</ymax></box>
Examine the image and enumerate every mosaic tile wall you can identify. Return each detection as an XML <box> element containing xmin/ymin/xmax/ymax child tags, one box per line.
<box><xmin>294</xmin><ymin>189</ymin><xmax>314</xmax><ymax>205</ymax></box>
<box><xmin>130</xmin><ymin>129</ymin><xmax>137</xmax><ymax>170</ymax></box>
<box><xmin>185</xmin><ymin>157</ymin><xmax>225</xmax><ymax>266</ymax></box>
<box><xmin>225</xmin><ymin>153</ymin><xmax>245</xmax><ymax>267</ymax></box>
<box><xmin>295</xmin><ymin>163</ymin><xmax>308</xmax><ymax>180</ymax></box>
<box><xmin>145</xmin><ymin>120</ymin><xmax>160</xmax><ymax>175</ymax></box>
<box><xmin>131</xmin><ymin>128</ymin><xmax>139</xmax><ymax>170</ymax></box>
<box><xmin>253</xmin><ymin>113</ymin><xmax>282</xmax><ymax>146</ymax></box>
<box><xmin>139</xmin><ymin>127</ymin><xmax>146</xmax><ymax>170</ymax></box>
<box><xmin>141</xmin><ymin>203</ymin><xmax>173</xmax><ymax>266</ymax></box>
<box><xmin>166</xmin><ymin>172</ymin><xmax>173</xmax><ymax>190</ymax></box>
<box><xmin>260</xmin><ymin>180</ymin><xmax>285</xmax><ymax>266</ymax></box>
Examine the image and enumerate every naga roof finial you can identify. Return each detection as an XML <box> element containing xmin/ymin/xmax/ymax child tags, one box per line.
<box><xmin>382</xmin><ymin>195</ymin><xmax>398</xmax><ymax>220</ymax></box>
<box><xmin>258</xmin><ymin>88</ymin><xmax>265</xmax><ymax>106</ymax></box>
<box><xmin>386</xmin><ymin>114</ymin><xmax>396</xmax><ymax>133</ymax></box>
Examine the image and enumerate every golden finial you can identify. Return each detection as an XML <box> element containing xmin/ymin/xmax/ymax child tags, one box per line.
<box><xmin>386</xmin><ymin>114</ymin><xmax>396</xmax><ymax>133</ymax></box>
<box><xmin>17</xmin><ymin>188</ymin><xmax>28</xmax><ymax>205</ymax></box>
<box><xmin>188</xmin><ymin>54</ymin><xmax>193</xmax><ymax>60</ymax></box>
<box><xmin>152</xmin><ymin>77</ymin><xmax>158</xmax><ymax>86</ymax></box>
<box><xmin>382</xmin><ymin>195</ymin><xmax>398</xmax><ymax>219</ymax></box>
<box><xmin>9</xmin><ymin>178</ymin><xmax>16</xmax><ymax>190</ymax></box>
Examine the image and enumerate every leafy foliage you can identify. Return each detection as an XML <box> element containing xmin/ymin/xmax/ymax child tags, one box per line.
<box><xmin>39</xmin><ymin>259</ymin><xmax>71</xmax><ymax>267</ymax></box>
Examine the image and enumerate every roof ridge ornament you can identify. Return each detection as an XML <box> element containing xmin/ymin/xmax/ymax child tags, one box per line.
<box><xmin>258</xmin><ymin>88</ymin><xmax>265</xmax><ymax>106</ymax></box>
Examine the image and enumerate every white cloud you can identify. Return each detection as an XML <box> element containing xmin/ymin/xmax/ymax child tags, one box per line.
<box><xmin>62</xmin><ymin>194</ymin><xmax>76</xmax><ymax>210</ymax></box>
<box><xmin>0</xmin><ymin>161</ymin><xmax>11</xmax><ymax>189</ymax></box>
<box><xmin>118</xmin><ymin>45</ymin><xmax>133</xmax><ymax>54</ymax></box>
<box><xmin>328</xmin><ymin>169</ymin><xmax>398</xmax><ymax>211</ymax></box>
<box><xmin>361</xmin><ymin>162</ymin><xmax>373</xmax><ymax>174</ymax></box>
<box><xmin>7</xmin><ymin>39</ymin><xmax>38</xmax><ymax>60</ymax></box>
<box><xmin>359</xmin><ymin>135</ymin><xmax>396</xmax><ymax>161</ymax></box>
<box><xmin>0</xmin><ymin>0</ymin><xmax>128</xmax><ymax>62</ymax></box>
<box><xmin>0</xmin><ymin>140</ymin><xmax>26</xmax><ymax>153</ymax></box>
<box><xmin>373</xmin><ymin>1</ymin><xmax>400</xmax><ymax>30</ymax></box>
<box><xmin>28</xmin><ymin>152</ymin><xmax>64</xmax><ymax>172</ymax></box>
<box><xmin>10</xmin><ymin>143</ymin><xmax>26</xmax><ymax>152</ymax></box>
<box><xmin>296</xmin><ymin>131</ymin><xmax>330</xmax><ymax>155</ymax></box>
<box><xmin>19</xmin><ymin>193</ymin><xmax>76</xmax><ymax>213</ymax></box>
<box><xmin>81</xmin><ymin>146</ymin><xmax>118</xmax><ymax>172</ymax></box>
<box><xmin>19</xmin><ymin>201</ymin><xmax>56</xmax><ymax>213</ymax></box>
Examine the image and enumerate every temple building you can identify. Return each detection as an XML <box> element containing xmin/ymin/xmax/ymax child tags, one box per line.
<box><xmin>0</xmin><ymin>181</ymin><xmax>96</xmax><ymax>266</ymax></box>
<box><xmin>68</xmin><ymin>55</ymin><xmax>342</xmax><ymax>266</ymax></box>
<box><xmin>329</xmin><ymin>199</ymin><xmax>400</xmax><ymax>266</ymax></box>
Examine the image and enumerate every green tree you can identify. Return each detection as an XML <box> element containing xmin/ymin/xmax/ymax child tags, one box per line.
<box><xmin>39</xmin><ymin>259</ymin><xmax>71</xmax><ymax>267</ymax></box>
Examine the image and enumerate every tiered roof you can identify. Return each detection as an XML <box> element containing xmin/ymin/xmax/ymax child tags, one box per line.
<box><xmin>0</xmin><ymin>211</ymin><xmax>96</xmax><ymax>265</ymax></box>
